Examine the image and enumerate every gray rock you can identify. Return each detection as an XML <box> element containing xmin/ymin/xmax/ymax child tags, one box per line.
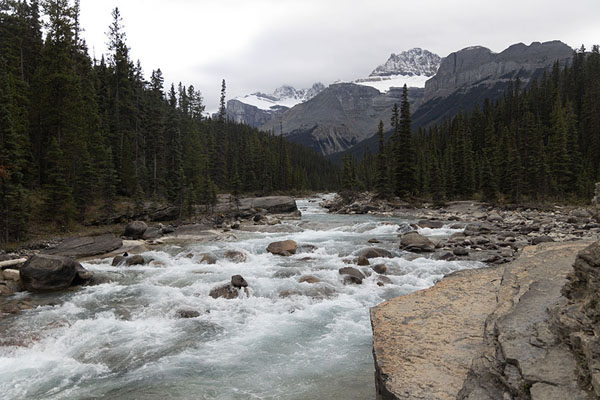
<box><xmin>20</xmin><ymin>254</ymin><xmax>92</xmax><ymax>292</ymax></box>
<box><xmin>125</xmin><ymin>255</ymin><xmax>146</xmax><ymax>266</ymax></box>
<box><xmin>112</xmin><ymin>255</ymin><xmax>126</xmax><ymax>266</ymax></box>
<box><xmin>142</xmin><ymin>227</ymin><xmax>162</xmax><ymax>240</ymax></box>
<box><xmin>453</xmin><ymin>247</ymin><xmax>469</xmax><ymax>256</ymax></box>
<box><xmin>299</xmin><ymin>275</ymin><xmax>320</xmax><ymax>284</ymax></box>
<box><xmin>267</xmin><ymin>240</ymin><xmax>297</xmax><ymax>256</ymax></box>
<box><xmin>532</xmin><ymin>235</ymin><xmax>555</xmax><ymax>245</ymax></box>
<box><xmin>176</xmin><ymin>309</ymin><xmax>200</xmax><ymax>319</ymax></box>
<box><xmin>224</xmin><ymin>250</ymin><xmax>247</xmax><ymax>263</ymax></box>
<box><xmin>199</xmin><ymin>253</ymin><xmax>217</xmax><ymax>264</ymax></box>
<box><xmin>357</xmin><ymin>247</ymin><xmax>393</xmax><ymax>259</ymax></box>
<box><xmin>42</xmin><ymin>233</ymin><xmax>122</xmax><ymax>258</ymax></box>
<box><xmin>400</xmin><ymin>232</ymin><xmax>435</xmax><ymax>252</ymax></box>
<box><xmin>124</xmin><ymin>221</ymin><xmax>148</xmax><ymax>239</ymax></box>
<box><xmin>377</xmin><ymin>275</ymin><xmax>393</xmax><ymax>286</ymax></box>
<box><xmin>418</xmin><ymin>220</ymin><xmax>444</xmax><ymax>229</ymax></box>
<box><xmin>209</xmin><ymin>284</ymin><xmax>247</xmax><ymax>299</ymax></box>
<box><xmin>357</xmin><ymin>256</ymin><xmax>370</xmax><ymax>266</ymax></box>
<box><xmin>231</xmin><ymin>275</ymin><xmax>248</xmax><ymax>288</ymax></box>
<box><xmin>372</xmin><ymin>264</ymin><xmax>387</xmax><ymax>274</ymax></box>
<box><xmin>339</xmin><ymin>267</ymin><xmax>366</xmax><ymax>284</ymax></box>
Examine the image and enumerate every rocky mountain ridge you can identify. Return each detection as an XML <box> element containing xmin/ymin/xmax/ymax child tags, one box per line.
<box><xmin>370</xmin><ymin>47</ymin><xmax>441</xmax><ymax>77</ymax></box>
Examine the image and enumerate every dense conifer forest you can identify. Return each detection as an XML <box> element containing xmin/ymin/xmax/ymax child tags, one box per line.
<box><xmin>0</xmin><ymin>1</ymin><xmax>338</xmax><ymax>242</ymax></box>
<box><xmin>345</xmin><ymin>47</ymin><xmax>600</xmax><ymax>204</ymax></box>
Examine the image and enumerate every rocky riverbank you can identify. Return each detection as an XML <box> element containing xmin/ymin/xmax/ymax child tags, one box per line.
<box><xmin>371</xmin><ymin>240</ymin><xmax>600</xmax><ymax>400</ymax></box>
<box><xmin>0</xmin><ymin>196</ymin><xmax>301</xmax><ymax>315</ymax></box>
<box><xmin>323</xmin><ymin>193</ymin><xmax>600</xmax><ymax>266</ymax></box>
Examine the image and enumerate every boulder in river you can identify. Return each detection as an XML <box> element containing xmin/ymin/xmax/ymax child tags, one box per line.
<box><xmin>176</xmin><ymin>309</ymin><xmax>200</xmax><ymax>319</ymax></box>
<box><xmin>267</xmin><ymin>240</ymin><xmax>297</xmax><ymax>256</ymax></box>
<box><xmin>125</xmin><ymin>255</ymin><xmax>146</xmax><ymax>266</ymax></box>
<box><xmin>400</xmin><ymin>232</ymin><xmax>435</xmax><ymax>253</ymax></box>
<box><xmin>231</xmin><ymin>275</ymin><xmax>248</xmax><ymax>288</ymax></box>
<box><xmin>19</xmin><ymin>254</ymin><xmax>93</xmax><ymax>292</ymax></box>
<box><xmin>199</xmin><ymin>253</ymin><xmax>218</xmax><ymax>264</ymax></box>
<box><xmin>339</xmin><ymin>267</ymin><xmax>366</xmax><ymax>284</ymax></box>
<box><xmin>357</xmin><ymin>256</ymin><xmax>370</xmax><ymax>266</ymax></box>
<box><xmin>357</xmin><ymin>247</ymin><xmax>393</xmax><ymax>259</ymax></box>
<box><xmin>299</xmin><ymin>275</ymin><xmax>320</xmax><ymax>284</ymax></box>
<box><xmin>224</xmin><ymin>250</ymin><xmax>247</xmax><ymax>263</ymax></box>
<box><xmin>372</xmin><ymin>264</ymin><xmax>387</xmax><ymax>274</ymax></box>
<box><xmin>124</xmin><ymin>221</ymin><xmax>148</xmax><ymax>239</ymax></box>
<box><xmin>209</xmin><ymin>284</ymin><xmax>248</xmax><ymax>299</ymax></box>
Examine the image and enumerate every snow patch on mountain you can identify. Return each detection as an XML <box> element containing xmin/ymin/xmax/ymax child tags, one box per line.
<box><xmin>234</xmin><ymin>83</ymin><xmax>325</xmax><ymax>111</ymax></box>
<box><xmin>353</xmin><ymin>74</ymin><xmax>430</xmax><ymax>92</ymax></box>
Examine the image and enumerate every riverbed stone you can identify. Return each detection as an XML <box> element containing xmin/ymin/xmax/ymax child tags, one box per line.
<box><xmin>209</xmin><ymin>283</ymin><xmax>247</xmax><ymax>299</ymax></box>
<box><xmin>399</xmin><ymin>232</ymin><xmax>435</xmax><ymax>253</ymax></box>
<box><xmin>224</xmin><ymin>250</ymin><xmax>247</xmax><ymax>263</ymax></box>
<box><xmin>176</xmin><ymin>309</ymin><xmax>200</xmax><ymax>318</ymax></box>
<box><xmin>299</xmin><ymin>275</ymin><xmax>320</xmax><ymax>284</ymax></box>
<box><xmin>125</xmin><ymin>255</ymin><xmax>146</xmax><ymax>266</ymax></box>
<box><xmin>418</xmin><ymin>219</ymin><xmax>444</xmax><ymax>229</ymax></box>
<box><xmin>339</xmin><ymin>267</ymin><xmax>366</xmax><ymax>284</ymax></box>
<box><xmin>199</xmin><ymin>253</ymin><xmax>217</xmax><ymax>264</ymax></box>
<box><xmin>267</xmin><ymin>240</ymin><xmax>297</xmax><ymax>256</ymax></box>
<box><xmin>372</xmin><ymin>264</ymin><xmax>387</xmax><ymax>274</ymax></box>
<box><xmin>357</xmin><ymin>247</ymin><xmax>393</xmax><ymax>259</ymax></box>
<box><xmin>357</xmin><ymin>256</ymin><xmax>370</xmax><ymax>266</ymax></box>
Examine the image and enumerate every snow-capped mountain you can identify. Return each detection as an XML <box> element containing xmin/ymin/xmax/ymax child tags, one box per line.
<box><xmin>370</xmin><ymin>48</ymin><xmax>441</xmax><ymax>77</ymax></box>
<box><xmin>234</xmin><ymin>83</ymin><xmax>325</xmax><ymax>112</ymax></box>
<box><xmin>352</xmin><ymin>48</ymin><xmax>442</xmax><ymax>92</ymax></box>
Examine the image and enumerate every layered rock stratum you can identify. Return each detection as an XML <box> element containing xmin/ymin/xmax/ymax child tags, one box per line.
<box><xmin>371</xmin><ymin>240</ymin><xmax>598</xmax><ymax>400</ymax></box>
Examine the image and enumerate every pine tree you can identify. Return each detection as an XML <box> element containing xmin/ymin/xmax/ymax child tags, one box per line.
<box><xmin>218</xmin><ymin>79</ymin><xmax>226</xmax><ymax>122</ymax></box>
<box><xmin>374</xmin><ymin>120</ymin><xmax>389</xmax><ymax>198</ymax></box>
<box><xmin>394</xmin><ymin>85</ymin><xmax>416</xmax><ymax>198</ymax></box>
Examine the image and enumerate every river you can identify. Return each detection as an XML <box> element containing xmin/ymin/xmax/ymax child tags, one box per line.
<box><xmin>0</xmin><ymin>195</ymin><xmax>483</xmax><ymax>399</ymax></box>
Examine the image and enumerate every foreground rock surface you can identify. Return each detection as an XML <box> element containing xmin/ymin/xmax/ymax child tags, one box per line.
<box><xmin>371</xmin><ymin>241</ymin><xmax>593</xmax><ymax>400</ymax></box>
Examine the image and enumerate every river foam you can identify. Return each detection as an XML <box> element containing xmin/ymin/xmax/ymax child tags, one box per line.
<box><xmin>0</xmin><ymin>195</ymin><xmax>482</xmax><ymax>399</ymax></box>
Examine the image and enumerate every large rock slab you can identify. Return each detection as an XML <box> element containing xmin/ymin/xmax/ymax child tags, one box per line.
<box><xmin>42</xmin><ymin>233</ymin><xmax>122</xmax><ymax>258</ymax></box>
<box><xmin>399</xmin><ymin>231</ymin><xmax>435</xmax><ymax>252</ymax></box>
<box><xmin>20</xmin><ymin>254</ymin><xmax>93</xmax><ymax>292</ymax></box>
<box><xmin>266</xmin><ymin>240</ymin><xmax>297</xmax><ymax>256</ymax></box>
<box><xmin>371</xmin><ymin>266</ymin><xmax>503</xmax><ymax>400</ymax></box>
<box><xmin>214</xmin><ymin>196</ymin><xmax>298</xmax><ymax>214</ymax></box>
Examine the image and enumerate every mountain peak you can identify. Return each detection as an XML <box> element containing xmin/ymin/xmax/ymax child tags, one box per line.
<box><xmin>370</xmin><ymin>48</ymin><xmax>442</xmax><ymax>78</ymax></box>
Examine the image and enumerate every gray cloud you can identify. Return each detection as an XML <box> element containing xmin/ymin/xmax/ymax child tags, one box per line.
<box><xmin>79</xmin><ymin>0</ymin><xmax>600</xmax><ymax>112</ymax></box>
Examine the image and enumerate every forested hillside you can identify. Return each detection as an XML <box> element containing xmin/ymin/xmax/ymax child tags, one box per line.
<box><xmin>345</xmin><ymin>47</ymin><xmax>600</xmax><ymax>204</ymax></box>
<box><xmin>0</xmin><ymin>1</ymin><xmax>338</xmax><ymax>242</ymax></box>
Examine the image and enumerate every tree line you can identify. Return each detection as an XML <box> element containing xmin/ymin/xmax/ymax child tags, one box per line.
<box><xmin>343</xmin><ymin>46</ymin><xmax>600</xmax><ymax>204</ymax></box>
<box><xmin>0</xmin><ymin>0</ymin><xmax>338</xmax><ymax>242</ymax></box>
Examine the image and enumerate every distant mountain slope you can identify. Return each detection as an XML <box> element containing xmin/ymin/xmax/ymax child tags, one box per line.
<box><xmin>226</xmin><ymin>83</ymin><xmax>325</xmax><ymax>127</ymax></box>
<box><xmin>260</xmin><ymin>83</ymin><xmax>424</xmax><ymax>155</ymax></box>
<box><xmin>331</xmin><ymin>41</ymin><xmax>574</xmax><ymax>163</ymax></box>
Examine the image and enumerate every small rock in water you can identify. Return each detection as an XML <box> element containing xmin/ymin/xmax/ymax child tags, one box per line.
<box><xmin>125</xmin><ymin>255</ymin><xmax>146</xmax><ymax>266</ymax></box>
<box><xmin>372</xmin><ymin>264</ymin><xmax>387</xmax><ymax>274</ymax></box>
<box><xmin>209</xmin><ymin>284</ymin><xmax>244</xmax><ymax>299</ymax></box>
<box><xmin>418</xmin><ymin>220</ymin><xmax>444</xmax><ymax>229</ymax></box>
<box><xmin>299</xmin><ymin>275</ymin><xmax>320</xmax><ymax>284</ymax></box>
<box><xmin>199</xmin><ymin>253</ymin><xmax>217</xmax><ymax>264</ymax></box>
<box><xmin>112</xmin><ymin>255</ymin><xmax>126</xmax><ymax>266</ymax></box>
<box><xmin>224</xmin><ymin>250</ymin><xmax>247</xmax><ymax>263</ymax></box>
<box><xmin>357</xmin><ymin>247</ymin><xmax>393</xmax><ymax>259</ymax></box>
<box><xmin>231</xmin><ymin>275</ymin><xmax>248</xmax><ymax>288</ymax></box>
<box><xmin>400</xmin><ymin>232</ymin><xmax>435</xmax><ymax>253</ymax></box>
<box><xmin>377</xmin><ymin>275</ymin><xmax>393</xmax><ymax>286</ymax></box>
<box><xmin>339</xmin><ymin>267</ymin><xmax>366</xmax><ymax>284</ymax></box>
<box><xmin>368</xmin><ymin>238</ymin><xmax>381</xmax><ymax>244</ymax></box>
<box><xmin>267</xmin><ymin>240</ymin><xmax>297</xmax><ymax>256</ymax></box>
<box><xmin>176</xmin><ymin>309</ymin><xmax>200</xmax><ymax>319</ymax></box>
<box><xmin>357</xmin><ymin>256</ymin><xmax>370</xmax><ymax>266</ymax></box>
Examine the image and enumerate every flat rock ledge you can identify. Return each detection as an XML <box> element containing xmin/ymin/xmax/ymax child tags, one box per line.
<box><xmin>371</xmin><ymin>241</ymin><xmax>595</xmax><ymax>400</ymax></box>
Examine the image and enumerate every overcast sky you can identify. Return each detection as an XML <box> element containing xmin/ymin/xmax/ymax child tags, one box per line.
<box><xmin>79</xmin><ymin>0</ymin><xmax>600</xmax><ymax>112</ymax></box>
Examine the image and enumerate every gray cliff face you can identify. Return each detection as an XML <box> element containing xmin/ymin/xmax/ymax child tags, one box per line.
<box><xmin>260</xmin><ymin>83</ymin><xmax>424</xmax><ymax>155</ymax></box>
<box><xmin>226</xmin><ymin>99</ymin><xmax>286</xmax><ymax>127</ymax></box>
<box><xmin>424</xmin><ymin>41</ymin><xmax>573</xmax><ymax>102</ymax></box>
